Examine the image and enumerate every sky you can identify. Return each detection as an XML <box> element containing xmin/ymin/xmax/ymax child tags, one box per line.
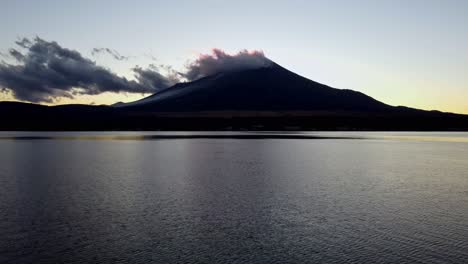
<box><xmin>0</xmin><ymin>0</ymin><xmax>467</xmax><ymax>113</ymax></box>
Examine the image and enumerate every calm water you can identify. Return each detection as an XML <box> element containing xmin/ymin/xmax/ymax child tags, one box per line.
<box><xmin>1</xmin><ymin>132</ymin><xmax>468</xmax><ymax>263</ymax></box>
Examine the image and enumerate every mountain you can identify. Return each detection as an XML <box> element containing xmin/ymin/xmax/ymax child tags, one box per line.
<box><xmin>1</xmin><ymin>62</ymin><xmax>468</xmax><ymax>131</ymax></box>
<box><xmin>119</xmin><ymin>63</ymin><xmax>391</xmax><ymax>112</ymax></box>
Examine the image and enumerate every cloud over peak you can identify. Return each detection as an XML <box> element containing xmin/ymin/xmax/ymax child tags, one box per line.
<box><xmin>183</xmin><ymin>49</ymin><xmax>272</xmax><ymax>81</ymax></box>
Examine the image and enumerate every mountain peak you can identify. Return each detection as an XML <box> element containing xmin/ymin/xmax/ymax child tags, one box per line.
<box><xmin>120</xmin><ymin>63</ymin><xmax>390</xmax><ymax>112</ymax></box>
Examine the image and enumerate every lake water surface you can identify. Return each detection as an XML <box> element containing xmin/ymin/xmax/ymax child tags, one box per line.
<box><xmin>1</xmin><ymin>132</ymin><xmax>468</xmax><ymax>263</ymax></box>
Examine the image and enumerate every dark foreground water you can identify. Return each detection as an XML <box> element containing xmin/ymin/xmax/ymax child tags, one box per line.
<box><xmin>1</xmin><ymin>132</ymin><xmax>468</xmax><ymax>263</ymax></box>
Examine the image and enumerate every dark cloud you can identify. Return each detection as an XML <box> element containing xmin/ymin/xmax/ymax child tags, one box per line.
<box><xmin>0</xmin><ymin>37</ymin><xmax>179</xmax><ymax>103</ymax></box>
<box><xmin>133</xmin><ymin>64</ymin><xmax>180</xmax><ymax>92</ymax></box>
<box><xmin>92</xmin><ymin>48</ymin><xmax>129</xmax><ymax>61</ymax></box>
<box><xmin>15</xmin><ymin>38</ymin><xmax>33</xmax><ymax>49</ymax></box>
<box><xmin>0</xmin><ymin>49</ymin><xmax>25</xmax><ymax>62</ymax></box>
<box><xmin>183</xmin><ymin>49</ymin><xmax>272</xmax><ymax>81</ymax></box>
<box><xmin>8</xmin><ymin>49</ymin><xmax>25</xmax><ymax>62</ymax></box>
<box><xmin>0</xmin><ymin>37</ymin><xmax>271</xmax><ymax>103</ymax></box>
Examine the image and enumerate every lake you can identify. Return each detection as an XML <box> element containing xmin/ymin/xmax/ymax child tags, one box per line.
<box><xmin>1</xmin><ymin>132</ymin><xmax>468</xmax><ymax>263</ymax></box>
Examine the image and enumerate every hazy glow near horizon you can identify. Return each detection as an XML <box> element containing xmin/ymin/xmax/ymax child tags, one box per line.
<box><xmin>1</xmin><ymin>0</ymin><xmax>467</xmax><ymax>114</ymax></box>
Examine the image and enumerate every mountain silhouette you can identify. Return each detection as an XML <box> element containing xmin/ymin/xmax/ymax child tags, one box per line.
<box><xmin>120</xmin><ymin>63</ymin><xmax>392</xmax><ymax>112</ymax></box>
<box><xmin>1</xmin><ymin>62</ymin><xmax>467</xmax><ymax>131</ymax></box>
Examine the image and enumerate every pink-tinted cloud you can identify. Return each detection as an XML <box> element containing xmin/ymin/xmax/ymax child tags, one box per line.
<box><xmin>183</xmin><ymin>49</ymin><xmax>272</xmax><ymax>81</ymax></box>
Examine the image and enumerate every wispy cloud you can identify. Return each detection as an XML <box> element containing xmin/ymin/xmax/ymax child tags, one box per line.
<box><xmin>91</xmin><ymin>48</ymin><xmax>129</xmax><ymax>61</ymax></box>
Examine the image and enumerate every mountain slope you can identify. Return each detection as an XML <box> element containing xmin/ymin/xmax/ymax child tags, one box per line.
<box><xmin>120</xmin><ymin>63</ymin><xmax>392</xmax><ymax>112</ymax></box>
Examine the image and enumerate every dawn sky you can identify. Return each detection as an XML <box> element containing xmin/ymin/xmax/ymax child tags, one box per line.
<box><xmin>1</xmin><ymin>0</ymin><xmax>467</xmax><ymax>113</ymax></box>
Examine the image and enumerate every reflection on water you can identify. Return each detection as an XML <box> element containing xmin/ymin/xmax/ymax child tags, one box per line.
<box><xmin>0</xmin><ymin>132</ymin><xmax>468</xmax><ymax>263</ymax></box>
<box><xmin>1</xmin><ymin>131</ymin><xmax>468</xmax><ymax>142</ymax></box>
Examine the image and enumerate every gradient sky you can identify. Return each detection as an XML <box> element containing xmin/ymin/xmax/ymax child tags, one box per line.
<box><xmin>1</xmin><ymin>0</ymin><xmax>467</xmax><ymax>113</ymax></box>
